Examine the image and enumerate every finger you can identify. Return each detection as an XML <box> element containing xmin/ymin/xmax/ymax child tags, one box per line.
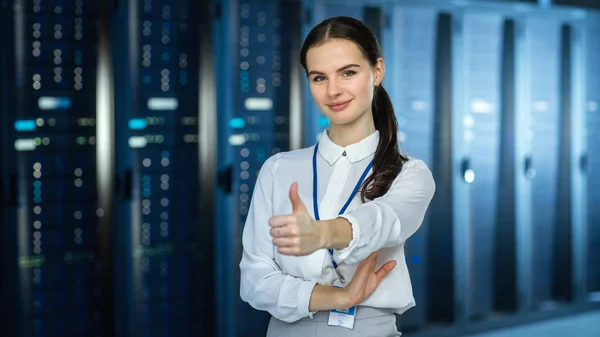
<box><xmin>277</xmin><ymin>246</ymin><xmax>302</xmax><ymax>256</ymax></box>
<box><xmin>375</xmin><ymin>260</ymin><xmax>397</xmax><ymax>283</ymax></box>
<box><xmin>270</xmin><ymin>226</ymin><xmax>283</xmax><ymax>238</ymax></box>
<box><xmin>270</xmin><ymin>225</ymin><xmax>299</xmax><ymax>238</ymax></box>
<box><xmin>273</xmin><ymin>237</ymin><xmax>298</xmax><ymax>248</ymax></box>
<box><xmin>289</xmin><ymin>182</ymin><xmax>306</xmax><ymax>213</ymax></box>
<box><xmin>269</xmin><ymin>215</ymin><xmax>297</xmax><ymax>228</ymax></box>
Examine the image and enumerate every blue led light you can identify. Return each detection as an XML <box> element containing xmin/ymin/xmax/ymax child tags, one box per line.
<box><xmin>257</xmin><ymin>148</ymin><xmax>266</xmax><ymax>162</ymax></box>
<box><xmin>161</xmin><ymin>151</ymin><xmax>169</xmax><ymax>158</ymax></box>
<box><xmin>14</xmin><ymin>120</ymin><xmax>37</xmax><ymax>131</ymax></box>
<box><xmin>162</xmin><ymin>52</ymin><xmax>170</xmax><ymax>61</ymax></box>
<box><xmin>129</xmin><ymin>118</ymin><xmax>147</xmax><ymax>130</ymax></box>
<box><xmin>143</xmin><ymin>76</ymin><xmax>152</xmax><ymax>84</ymax></box>
<box><xmin>228</xmin><ymin>118</ymin><xmax>246</xmax><ymax>129</ymax></box>
<box><xmin>38</xmin><ymin>97</ymin><xmax>72</xmax><ymax>110</ymax></box>
<box><xmin>33</xmin><ymin>181</ymin><xmax>42</xmax><ymax>188</ymax></box>
<box><xmin>75</xmin><ymin>50</ymin><xmax>83</xmax><ymax>65</ymax></box>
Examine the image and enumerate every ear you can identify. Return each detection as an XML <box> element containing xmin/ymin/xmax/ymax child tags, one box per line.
<box><xmin>373</xmin><ymin>57</ymin><xmax>385</xmax><ymax>87</ymax></box>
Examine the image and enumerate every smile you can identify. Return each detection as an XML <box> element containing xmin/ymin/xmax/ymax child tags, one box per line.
<box><xmin>327</xmin><ymin>99</ymin><xmax>352</xmax><ymax>112</ymax></box>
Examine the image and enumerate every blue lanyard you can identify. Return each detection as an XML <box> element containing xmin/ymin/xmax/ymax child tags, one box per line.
<box><xmin>312</xmin><ymin>143</ymin><xmax>373</xmax><ymax>283</ymax></box>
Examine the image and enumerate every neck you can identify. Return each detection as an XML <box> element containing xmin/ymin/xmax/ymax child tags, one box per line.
<box><xmin>327</xmin><ymin>113</ymin><xmax>376</xmax><ymax>147</ymax></box>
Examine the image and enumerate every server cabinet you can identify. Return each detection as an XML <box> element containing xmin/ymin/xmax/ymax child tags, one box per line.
<box><xmin>112</xmin><ymin>0</ymin><xmax>216</xmax><ymax>336</ymax></box>
<box><xmin>524</xmin><ymin>18</ymin><xmax>573</xmax><ymax>311</ymax></box>
<box><xmin>586</xmin><ymin>16</ymin><xmax>600</xmax><ymax>300</ymax></box>
<box><xmin>4</xmin><ymin>1</ymin><xmax>109</xmax><ymax>336</ymax></box>
<box><xmin>382</xmin><ymin>5</ymin><xmax>440</xmax><ymax>331</ymax></box>
<box><xmin>452</xmin><ymin>10</ymin><xmax>517</xmax><ymax>323</ymax></box>
<box><xmin>214</xmin><ymin>1</ymin><xmax>301</xmax><ymax>336</ymax></box>
<box><xmin>460</xmin><ymin>13</ymin><xmax>518</xmax><ymax>321</ymax></box>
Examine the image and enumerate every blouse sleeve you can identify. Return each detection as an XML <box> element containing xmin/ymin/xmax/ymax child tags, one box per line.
<box><xmin>333</xmin><ymin>159</ymin><xmax>436</xmax><ymax>265</ymax></box>
<box><xmin>239</xmin><ymin>154</ymin><xmax>318</xmax><ymax>323</ymax></box>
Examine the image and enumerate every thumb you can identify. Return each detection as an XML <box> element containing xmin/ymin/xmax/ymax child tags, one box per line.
<box><xmin>289</xmin><ymin>182</ymin><xmax>306</xmax><ymax>212</ymax></box>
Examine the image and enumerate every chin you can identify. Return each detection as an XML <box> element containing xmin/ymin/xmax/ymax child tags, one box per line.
<box><xmin>325</xmin><ymin>115</ymin><xmax>355</xmax><ymax>126</ymax></box>
<box><xmin>326</xmin><ymin>109</ymin><xmax>368</xmax><ymax>127</ymax></box>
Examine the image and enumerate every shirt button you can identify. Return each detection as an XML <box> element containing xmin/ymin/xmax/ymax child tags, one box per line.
<box><xmin>342</xmin><ymin>151</ymin><xmax>346</xmax><ymax>156</ymax></box>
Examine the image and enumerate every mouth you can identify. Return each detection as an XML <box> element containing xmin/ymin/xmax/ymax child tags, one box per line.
<box><xmin>327</xmin><ymin>99</ymin><xmax>352</xmax><ymax>112</ymax></box>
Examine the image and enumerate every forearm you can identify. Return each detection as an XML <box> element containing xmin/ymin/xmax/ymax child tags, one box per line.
<box><xmin>308</xmin><ymin>284</ymin><xmax>350</xmax><ymax>311</ymax></box>
<box><xmin>319</xmin><ymin>217</ymin><xmax>353</xmax><ymax>250</ymax></box>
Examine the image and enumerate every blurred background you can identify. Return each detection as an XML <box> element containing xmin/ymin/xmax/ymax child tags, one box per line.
<box><xmin>1</xmin><ymin>0</ymin><xmax>599</xmax><ymax>336</ymax></box>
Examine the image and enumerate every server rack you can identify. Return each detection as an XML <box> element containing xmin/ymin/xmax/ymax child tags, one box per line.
<box><xmin>112</xmin><ymin>0</ymin><xmax>217</xmax><ymax>336</ymax></box>
<box><xmin>4</xmin><ymin>0</ymin><xmax>112</xmax><ymax>336</ymax></box>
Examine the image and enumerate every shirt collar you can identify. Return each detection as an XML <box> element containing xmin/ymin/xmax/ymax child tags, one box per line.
<box><xmin>317</xmin><ymin>129</ymin><xmax>380</xmax><ymax>165</ymax></box>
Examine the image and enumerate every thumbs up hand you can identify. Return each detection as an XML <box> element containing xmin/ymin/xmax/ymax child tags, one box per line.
<box><xmin>269</xmin><ymin>182</ymin><xmax>326</xmax><ymax>256</ymax></box>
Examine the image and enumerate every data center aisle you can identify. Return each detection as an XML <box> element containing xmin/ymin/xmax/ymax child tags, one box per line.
<box><xmin>463</xmin><ymin>311</ymin><xmax>600</xmax><ymax>337</ymax></box>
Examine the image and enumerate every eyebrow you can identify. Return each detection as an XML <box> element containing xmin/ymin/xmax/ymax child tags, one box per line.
<box><xmin>307</xmin><ymin>64</ymin><xmax>360</xmax><ymax>76</ymax></box>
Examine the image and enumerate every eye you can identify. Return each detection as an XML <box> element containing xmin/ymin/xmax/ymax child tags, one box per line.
<box><xmin>342</xmin><ymin>70</ymin><xmax>356</xmax><ymax>77</ymax></box>
<box><xmin>312</xmin><ymin>75</ymin><xmax>326</xmax><ymax>82</ymax></box>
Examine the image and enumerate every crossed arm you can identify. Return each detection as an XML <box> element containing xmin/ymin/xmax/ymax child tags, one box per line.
<box><xmin>240</xmin><ymin>156</ymin><xmax>435</xmax><ymax>322</ymax></box>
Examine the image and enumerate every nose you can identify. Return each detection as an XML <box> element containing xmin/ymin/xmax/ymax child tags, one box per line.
<box><xmin>327</xmin><ymin>79</ymin><xmax>342</xmax><ymax>98</ymax></box>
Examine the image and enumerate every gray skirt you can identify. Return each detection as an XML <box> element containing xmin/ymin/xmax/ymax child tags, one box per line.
<box><xmin>266</xmin><ymin>306</ymin><xmax>401</xmax><ymax>337</ymax></box>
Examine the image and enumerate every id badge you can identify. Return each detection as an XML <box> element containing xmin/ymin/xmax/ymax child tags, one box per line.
<box><xmin>328</xmin><ymin>282</ymin><xmax>357</xmax><ymax>329</ymax></box>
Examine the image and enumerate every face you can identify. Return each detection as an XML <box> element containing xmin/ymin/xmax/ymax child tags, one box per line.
<box><xmin>305</xmin><ymin>38</ymin><xmax>384</xmax><ymax>127</ymax></box>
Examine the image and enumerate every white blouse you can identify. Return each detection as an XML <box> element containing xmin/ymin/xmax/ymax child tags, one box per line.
<box><xmin>239</xmin><ymin>130</ymin><xmax>436</xmax><ymax>323</ymax></box>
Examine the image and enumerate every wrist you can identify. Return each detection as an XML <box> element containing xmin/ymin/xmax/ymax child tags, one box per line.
<box><xmin>316</xmin><ymin>219</ymin><xmax>331</xmax><ymax>249</ymax></box>
<box><xmin>309</xmin><ymin>284</ymin><xmax>352</xmax><ymax>311</ymax></box>
<box><xmin>337</xmin><ymin>286</ymin><xmax>354</xmax><ymax>309</ymax></box>
<box><xmin>320</xmin><ymin>217</ymin><xmax>352</xmax><ymax>250</ymax></box>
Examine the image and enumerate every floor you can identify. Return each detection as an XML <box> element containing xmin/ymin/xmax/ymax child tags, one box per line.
<box><xmin>464</xmin><ymin>310</ymin><xmax>600</xmax><ymax>337</ymax></box>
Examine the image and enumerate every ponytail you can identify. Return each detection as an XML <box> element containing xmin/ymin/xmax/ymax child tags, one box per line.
<box><xmin>360</xmin><ymin>85</ymin><xmax>408</xmax><ymax>202</ymax></box>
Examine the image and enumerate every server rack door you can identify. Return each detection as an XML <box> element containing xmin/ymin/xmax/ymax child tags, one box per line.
<box><xmin>461</xmin><ymin>12</ymin><xmax>506</xmax><ymax>321</ymax></box>
<box><xmin>494</xmin><ymin>18</ymin><xmax>518</xmax><ymax>315</ymax></box>
<box><xmin>568</xmin><ymin>19</ymin><xmax>587</xmax><ymax>305</ymax></box>
<box><xmin>525</xmin><ymin>17</ymin><xmax>568</xmax><ymax>311</ymax></box>
<box><xmin>221</xmin><ymin>1</ymin><xmax>300</xmax><ymax>336</ymax></box>
<box><xmin>9</xmin><ymin>1</ymin><xmax>105</xmax><ymax>336</ymax></box>
<box><xmin>428</xmin><ymin>12</ymin><xmax>455</xmax><ymax>327</ymax></box>
<box><xmin>553</xmin><ymin>23</ymin><xmax>574</xmax><ymax>305</ymax></box>
<box><xmin>586</xmin><ymin>16</ymin><xmax>600</xmax><ymax>300</ymax></box>
<box><xmin>1</xmin><ymin>2</ymin><xmax>19</xmax><ymax>334</ymax></box>
<box><xmin>112</xmin><ymin>0</ymin><xmax>215</xmax><ymax>336</ymax></box>
<box><xmin>383</xmin><ymin>5</ymin><xmax>438</xmax><ymax>331</ymax></box>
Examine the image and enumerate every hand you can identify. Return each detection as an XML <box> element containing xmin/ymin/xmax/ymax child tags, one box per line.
<box><xmin>269</xmin><ymin>182</ymin><xmax>325</xmax><ymax>256</ymax></box>
<box><xmin>342</xmin><ymin>252</ymin><xmax>396</xmax><ymax>308</ymax></box>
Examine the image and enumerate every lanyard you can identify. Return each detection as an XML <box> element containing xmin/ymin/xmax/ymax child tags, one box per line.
<box><xmin>312</xmin><ymin>143</ymin><xmax>373</xmax><ymax>283</ymax></box>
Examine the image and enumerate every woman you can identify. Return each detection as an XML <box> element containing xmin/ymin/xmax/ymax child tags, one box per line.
<box><xmin>239</xmin><ymin>16</ymin><xmax>435</xmax><ymax>336</ymax></box>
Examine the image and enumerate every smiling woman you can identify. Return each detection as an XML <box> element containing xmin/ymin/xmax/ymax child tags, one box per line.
<box><xmin>239</xmin><ymin>16</ymin><xmax>436</xmax><ymax>337</ymax></box>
